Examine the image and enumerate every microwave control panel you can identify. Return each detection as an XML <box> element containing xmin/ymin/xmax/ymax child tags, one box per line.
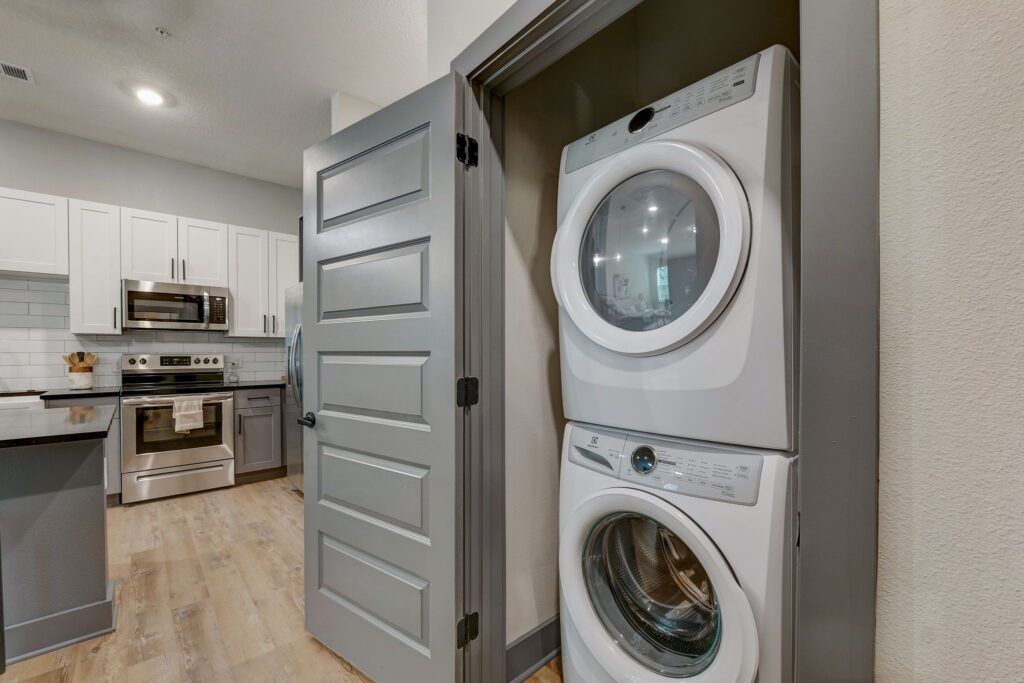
<box><xmin>209</xmin><ymin>296</ymin><xmax>227</xmax><ymax>324</ymax></box>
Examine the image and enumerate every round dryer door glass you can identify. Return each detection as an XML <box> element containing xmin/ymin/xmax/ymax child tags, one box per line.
<box><xmin>583</xmin><ymin>511</ymin><xmax>721</xmax><ymax>677</ymax></box>
<box><xmin>579</xmin><ymin>170</ymin><xmax>721</xmax><ymax>332</ymax></box>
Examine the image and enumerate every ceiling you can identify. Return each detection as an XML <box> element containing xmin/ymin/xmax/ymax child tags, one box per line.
<box><xmin>0</xmin><ymin>0</ymin><xmax>428</xmax><ymax>188</ymax></box>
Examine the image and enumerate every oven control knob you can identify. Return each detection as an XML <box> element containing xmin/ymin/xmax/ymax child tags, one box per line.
<box><xmin>203</xmin><ymin>358</ymin><xmax>211</xmax><ymax>364</ymax></box>
<box><xmin>212</xmin><ymin>358</ymin><xmax>219</xmax><ymax>364</ymax></box>
<box><xmin>139</xmin><ymin>358</ymin><xmax>147</xmax><ymax>365</ymax></box>
<box><xmin>128</xmin><ymin>358</ymin><xmax>136</xmax><ymax>365</ymax></box>
<box><xmin>194</xmin><ymin>357</ymin><xmax>201</xmax><ymax>364</ymax></box>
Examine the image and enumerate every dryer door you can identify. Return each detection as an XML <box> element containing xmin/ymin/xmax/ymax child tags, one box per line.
<box><xmin>552</xmin><ymin>141</ymin><xmax>750</xmax><ymax>356</ymax></box>
<box><xmin>561</xmin><ymin>488</ymin><xmax>758</xmax><ymax>681</ymax></box>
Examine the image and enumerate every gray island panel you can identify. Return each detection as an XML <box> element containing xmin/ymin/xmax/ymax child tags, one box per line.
<box><xmin>1</xmin><ymin>407</ymin><xmax>116</xmax><ymax>665</ymax></box>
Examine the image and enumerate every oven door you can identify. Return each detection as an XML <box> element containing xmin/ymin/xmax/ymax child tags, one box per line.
<box><xmin>121</xmin><ymin>393</ymin><xmax>234</xmax><ymax>473</ymax></box>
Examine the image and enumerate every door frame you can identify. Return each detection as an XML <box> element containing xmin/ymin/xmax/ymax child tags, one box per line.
<box><xmin>454</xmin><ymin>1</ymin><xmax>879</xmax><ymax>681</ymax></box>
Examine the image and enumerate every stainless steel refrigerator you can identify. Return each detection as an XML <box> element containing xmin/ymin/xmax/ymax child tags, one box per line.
<box><xmin>284</xmin><ymin>283</ymin><xmax>303</xmax><ymax>492</ymax></box>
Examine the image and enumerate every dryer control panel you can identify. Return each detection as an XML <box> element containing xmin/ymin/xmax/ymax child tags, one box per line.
<box><xmin>567</xmin><ymin>423</ymin><xmax>765</xmax><ymax>506</ymax></box>
<box><xmin>564</xmin><ymin>53</ymin><xmax>760</xmax><ymax>174</ymax></box>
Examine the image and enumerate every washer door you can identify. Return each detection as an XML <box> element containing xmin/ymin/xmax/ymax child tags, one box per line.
<box><xmin>561</xmin><ymin>489</ymin><xmax>758</xmax><ymax>681</ymax></box>
<box><xmin>552</xmin><ymin>141</ymin><xmax>750</xmax><ymax>356</ymax></box>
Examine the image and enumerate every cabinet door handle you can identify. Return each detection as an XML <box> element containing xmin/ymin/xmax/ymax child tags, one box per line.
<box><xmin>263</xmin><ymin>314</ymin><xmax>267</xmax><ymax>333</ymax></box>
<box><xmin>113</xmin><ymin>306</ymin><xmax>118</xmax><ymax>329</ymax></box>
<box><xmin>182</xmin><ymin>259</ymin><xmax>187</xmax><ymax>281</ymax></box>
<box><xmin>272</xmin><ymin>315</ymin><xmax>276</xmax><ymax>334</ymax></box>
<box><xmin>238</xmin><ymin>414</ymin><xmax>243</xmax><ymax>434</ymax></box>
<box><xmin>171</xmin><ymin>258</ymin><xmax>175</xmax><ymax>280</ymax></box>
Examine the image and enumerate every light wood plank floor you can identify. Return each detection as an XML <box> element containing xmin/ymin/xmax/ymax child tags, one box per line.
<box><xmin>1</xmin><ymin>478</ymin><xmax>561</xmax><ymax>683</ymax></box>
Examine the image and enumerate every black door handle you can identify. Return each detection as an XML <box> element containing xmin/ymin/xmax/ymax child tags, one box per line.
<box><xmin>297</xmin><ymin>412</ymin><xmax>316</xmax><ymax>428</ymax></box>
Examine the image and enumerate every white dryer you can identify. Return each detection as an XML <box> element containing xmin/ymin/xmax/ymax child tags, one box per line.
<box><xmin>551</xmin><ymin>45</ymin><xmax>799</xmax><ymax>450</ymax></box>
<box><xmin>559</xmin><ymin>422</ymin><xmax>796</xmax><ymax>683</ymax></box>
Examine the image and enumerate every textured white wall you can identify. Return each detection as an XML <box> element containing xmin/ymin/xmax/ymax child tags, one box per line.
<box><xmin>0</xmin><ymin>119</ymin><xmax>300</xmax><ymax>232</ymax></box>
<box><xmin>877</xmin><ymin>1</ymin><xmax>1024</xmax><ymax>680</ymax></box>
<box><xmin>426</xmin><ymin>0</ymin><xmax>516</xmax><ymax>80</ymax></box>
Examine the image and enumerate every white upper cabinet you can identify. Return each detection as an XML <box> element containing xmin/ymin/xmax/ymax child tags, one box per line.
<box><xmin>120</xmin><ymin>207</ymin><xmax>178</xmax><ymax>283</ymax></box>
<box><xmin>0</xmin><ymin>187</ymin><xmax>68</xmax><ymax>275</ymax></box>
<box><xmin>177</xmin><ymin>217</ymin><xmax>228</xmax><ymax>287</ymax></box>
<box><xmin>228</xmin><ymin>225</ymin><xmax>269</xmax><ymax>337</ymax></box>
<box><xmin>69</xmin><ymin>200</ymin><xmax>121</xmax><ymax>334</ymax></box>
<box><xmin>268</xmin><ymin>232</ymin><xmax>299</xmax><ymax>337</ymax></box>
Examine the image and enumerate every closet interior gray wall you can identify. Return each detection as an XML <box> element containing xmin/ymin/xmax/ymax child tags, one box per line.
<box><xmin>0</xmin><ymin>119</ymin><xmax>300</xmax><ymax>233</ymax></box>
<box><xmin>502</xmin><ymin>0</ymin><xmax>799</xmax><ymax>647</ymax></box>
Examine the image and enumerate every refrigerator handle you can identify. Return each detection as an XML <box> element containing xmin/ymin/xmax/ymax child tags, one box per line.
<box><xmin>289</xmin><ymin>323</ymin><xmax>302</xmax><ymax>408</ymax></box>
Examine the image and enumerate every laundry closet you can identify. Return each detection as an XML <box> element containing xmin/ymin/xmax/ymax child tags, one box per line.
<box><xmin>499</xmin><ymin>0</ymin><xmax>799</xmax><ymax>668</ymax></box>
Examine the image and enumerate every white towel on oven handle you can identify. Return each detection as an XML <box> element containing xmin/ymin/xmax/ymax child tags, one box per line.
<box><xmin>172</xmin><ymin>396</ymin><xmax>204</xmax><ymax>433</ymax></box>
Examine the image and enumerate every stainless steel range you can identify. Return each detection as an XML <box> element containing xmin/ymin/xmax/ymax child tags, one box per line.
<box><xmin>120</xmin><ymin>353</ymin><xmax>234</xmax><ymax>503</ymax></box>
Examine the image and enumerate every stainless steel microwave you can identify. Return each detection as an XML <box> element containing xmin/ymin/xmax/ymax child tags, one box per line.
<box><xmin>122</xmin><ymin>280</ymin><xmax>229</xmax><ymax>331</ymax></box>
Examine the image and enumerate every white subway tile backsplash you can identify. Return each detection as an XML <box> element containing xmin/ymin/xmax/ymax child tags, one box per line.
<box><xmin>0</xmin><ymin>276</ymin><xmax>286</xmax><ymax>393</ymax></box>
<box><xmin>0</xmin><ymin>302</ymin><xmax>29</xmax><ymax>315</ymax></box>
<box><xmin>30</xmin><ymin>328</ymin><xmax>79</xmax><ymax>340</ymax></box>
<box><xmin>0</xmin><ymin>328</ymin><xmax>29</xmax><ymax>340</ymax></box>
<box><xmin>0</xmin><ymin>315</ymin><xmax>66</xmax><ymax>328</ymax></box>
<box><xmin>0</xmin><ymin>278</ymin><xmax>29</xmax><ymax>290</ymax></box>
<box><xmin>1</xmin><ymin>289</ymin><xmax>66</xmax><ymax>304</ymax></box>
<box><xmin>29</xmin><ymin>303</ymin><xmax>70</xmax><ymax>316</ymax></box>
<box><xmin>28</xmin><ymin>280</ymin><xmax>69</xmax><ymax>292</ymax></box>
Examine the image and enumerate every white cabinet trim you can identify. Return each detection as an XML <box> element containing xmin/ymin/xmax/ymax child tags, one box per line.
<box><xmin>69</xmin><ymin>199</ymin><xmax>121</xmax><ymax>334</ymax></box>
<box><xmin>0</xmin><ymin>187</ymin><xmax>69</xmax><ymax>275</ymax></box>
<box><xmin>177</xmin><ymin>216</ymin><xmax>229</xmax><ymax>287</ymax></box>
<box><xmin>120</xmin><ymin>207</ymin><xmax>178</xmax><ymax>283</ymax></box>
<box><xmin>228</xmin><ymin>225</ymin><xmax>270</xmax><ymax>337</ymax></box>
<box><xmin>268</xmin><ymin>232</ymin><xmax>299</xmax><ymax>338</ymax></box>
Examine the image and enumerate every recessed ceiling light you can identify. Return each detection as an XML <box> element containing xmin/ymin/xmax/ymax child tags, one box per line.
<box><xmin>641</xmin><ymin>226</ymin><xmax>649</xmax><ymax>234</ymax></box>
<box><xmin>660</xmin><ymin>237</ymin><xmax>669</xmax><ymax>244</ymax></box>
<box><xmin>135</xmin><ymin>87</ymin><xmax>164</xmax><ymax>106</ymax></box>
<box><xmin>648</xmin><ymin>205</ymin><xmax>658</xmax><ymax>213</ymax></box>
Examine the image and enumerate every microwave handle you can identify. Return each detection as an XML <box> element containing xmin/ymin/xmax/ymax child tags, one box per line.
<box><xmin>203</xmin><ymin>292</ymin><xmax>211</xmax><ymax>330</ymax></box>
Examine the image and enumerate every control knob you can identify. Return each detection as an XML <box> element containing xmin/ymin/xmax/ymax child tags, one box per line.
<box><xmin>630</xmin><ymin>445</ymin><xmax>657</xmax><ymax>474</ymax></box>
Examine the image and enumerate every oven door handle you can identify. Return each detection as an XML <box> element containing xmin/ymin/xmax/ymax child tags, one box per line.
<box><xmin>121</xmin><ymin>392</ymin><xmax>234</xmax><ymax>407</ymax></box>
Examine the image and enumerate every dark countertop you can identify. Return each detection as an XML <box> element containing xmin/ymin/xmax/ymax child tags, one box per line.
<box><xmin>0</xmin><ymin>404</ymin><xmax>116</xmax><ymax>449</ymax></box>
<box><xmin>40</xmin><ymin>387</ymin><xmax>122</xmax><ymax>400</ymax></box>
<box><xmin>41</xmin><ymin>380</ymin><xmax>285</xmax><ymax>401</ymax></box>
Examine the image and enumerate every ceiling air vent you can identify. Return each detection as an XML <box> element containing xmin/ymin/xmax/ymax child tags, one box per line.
<box><xmin>0</xmin><ymin>61</ymin><xmax>34</xmax><ymax>84</ymax></box>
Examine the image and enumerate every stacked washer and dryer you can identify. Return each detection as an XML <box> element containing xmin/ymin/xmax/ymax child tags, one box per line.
<box><xmin>553</xmin><ymin>46</ymin><xmax>799</xmax><ymax>682</ymax></box>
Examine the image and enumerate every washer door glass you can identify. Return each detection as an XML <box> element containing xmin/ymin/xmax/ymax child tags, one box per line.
<box><xmin>579</xmin><ymin>170</ymin><xmax>721</xmax><ymax>332</ymax></box>
<box><xmin>583</xmin><ymin>511</ymin><xmax>722</xmax><ymax>677</ymax></box>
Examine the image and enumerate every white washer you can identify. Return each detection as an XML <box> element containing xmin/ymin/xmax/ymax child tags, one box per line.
<box><xmin>559</xmin><ymin>422</ymin><xmax>796</xmax><ymax>683</ymax></box>
<box><xmin>552</xmin><ymin>46</ymin><xmax>799</xmax><ymax>450</ymax></box>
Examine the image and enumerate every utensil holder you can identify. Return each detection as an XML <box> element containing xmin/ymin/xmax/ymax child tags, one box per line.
<box><xmin>68</xmin><ymin>367</ymin><xmax>94</xmax><ymax>390</ymax></box>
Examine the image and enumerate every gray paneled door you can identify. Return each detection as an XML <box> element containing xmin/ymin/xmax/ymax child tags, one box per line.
<box><xmin>301</xmin><ymin>75</ymin><xmax>462</xmax><ymax>683</ymax></box>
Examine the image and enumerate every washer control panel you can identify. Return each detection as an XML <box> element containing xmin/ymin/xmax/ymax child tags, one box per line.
<box><xmin>619</xmin><ymin>435</ymin><xmax>763</xmax><ymax>505</ymax></box>
<box><xmin>566</xmin><ymin>423</ymin><xmax>765</xmax><ymax>506</ymax></box>
<box><xmin>564</xmin><ymin>53</ymin><xmax>760</xmax><ymax>174</ymax></box>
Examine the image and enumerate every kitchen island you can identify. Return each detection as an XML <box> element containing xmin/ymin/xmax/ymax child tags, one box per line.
<box><xmin>0</xmin><ymin>404</ymin><xmax>116</xmax><ymax>668</ymax></box>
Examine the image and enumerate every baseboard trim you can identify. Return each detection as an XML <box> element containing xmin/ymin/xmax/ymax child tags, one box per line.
<box><xmin>506</xmin><ymin>615</ymin><xmax>560</xmax><ymax>683</ymax></box>
<box><xmin>4</xmin><ymin>580</ymin><xmax>116</xmax><ymax>665</ymax></box>
<box><xmin>235</xmin><ymin>466</ymin><xmax>287</xmax><ymax>485</ymax></box>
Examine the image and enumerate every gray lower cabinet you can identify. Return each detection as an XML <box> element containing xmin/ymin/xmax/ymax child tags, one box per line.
<box><xmin>235</xmin><ymin>405</ymin><xmax>282</xmax><ymax>474</ymax></box>
<box><xmin>44</xmin><ymin>395</ymin><xmax>121</xmax><ymax>495</ymax></box>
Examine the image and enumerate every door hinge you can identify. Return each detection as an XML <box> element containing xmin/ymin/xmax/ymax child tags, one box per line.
<box><xmin>456</xmin><ymin>612</ymin><xmax>480</xmax><ymax>649</ymax></box>
<box><xmin>456</xmin><ymin>376</ymin><xmax>480</xmax><ymax>408</ymax></box>
<box><xmin>456</xmin><ymin>132</ymin><xmax>479</xmax><ymax>167</ymax></box>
